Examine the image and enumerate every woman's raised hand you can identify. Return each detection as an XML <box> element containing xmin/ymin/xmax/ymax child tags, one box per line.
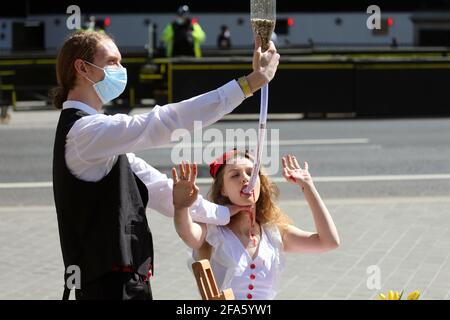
<box><xmin>172</xmin><ymin>161</ymin><xmax>199</xmax><ymax>210</ymax></box>
<box><xmin>282</xmin><ymin>154</ymin><xmax>314</xmax><ymax>189</ymax></box>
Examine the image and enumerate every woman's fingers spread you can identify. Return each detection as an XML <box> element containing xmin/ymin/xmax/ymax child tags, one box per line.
<box><xmin>292</xmin><ymin>156</ymin><xmax>301</xmax><ymax>169</ymax></box>
<box><xmin>288</xmin><ymin>154</ymin><xmax>296</xmax><ymax>170</ymax></box>
<box><xmin>179</xmin><ymin>162</ymin><xmax>185</xmax><ymax>178</ymax></box>
<box><xmin>282</xmin><ymin>156</ymin><xmax>287</xmax><ymax>168</ymax></box>
<box><xmin>185</xmin><ymin>160</ymin><xmax>191</xmax><ymax>180</ymax></box>
<box><xmin>172</xmin><ymin>167</ymin><xmax>178</xmax><ymax>183</ymax></box>
<box><xmin>192</xmin><ymin>163</ymin><xmax>197</xmax><ymax>184</ymax></box>
<box><xmin>282</xmin><ymin>167</ymin><xmax>290</xmax><ymax>179</ymax></box>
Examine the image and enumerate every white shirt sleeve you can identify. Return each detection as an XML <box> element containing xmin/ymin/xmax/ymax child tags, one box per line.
<box><xmin>66</xmin><ymin>80</ymin><xmax>245</xmax><ymax>171</ymax></box>
<box><xmin>127</xmin><ymin>153</ymin><xmax>230</xmax><ymax>225</ymax></box>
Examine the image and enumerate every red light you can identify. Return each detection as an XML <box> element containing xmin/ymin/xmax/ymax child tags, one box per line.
<box><xmin>104</xmin><ymin>17</ymin><xmax>111</xmax><ymax>27</ymax></box>
<box><xmin>387</xmin><ymin>17</ymin><xmax>394</xmax><ymax>27</ymax></box>
<box><xmin>287</xmin><ymin>18</ymin><xmax>295</xmax><ymax>27</ymax></box>
<box><xmin>192</xmin><ymin>18</ymin><xmax>198</xmax><ymax>25</ymax></box>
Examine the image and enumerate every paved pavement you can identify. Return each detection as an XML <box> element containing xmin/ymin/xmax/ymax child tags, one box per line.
<box><xmin>0</xmin><ymin>197</ymin><xmax>449</xmax><ymax>300</ymax></box>
<box><xmin>0</xmin><ymin>109</ymin><xmax>449</xmax><ymax>300</ymax></box>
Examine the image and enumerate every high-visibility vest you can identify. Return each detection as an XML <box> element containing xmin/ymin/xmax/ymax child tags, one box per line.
<box><xmin>162</xmin><ymin>21</ymin><xmax>206</xmax><ymax>58</ymax></box>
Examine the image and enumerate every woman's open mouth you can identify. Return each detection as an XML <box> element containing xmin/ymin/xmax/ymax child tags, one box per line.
<box><xmin>240</xmin><ymin>185</ymin><xmax>252</xmax><ymax>197</ymax></box>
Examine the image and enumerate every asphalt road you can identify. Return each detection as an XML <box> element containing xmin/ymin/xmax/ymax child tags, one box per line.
<box><xmin>1</xmin><ymin>111</ymin><xmax>450</xmax><ymax>205</ymax></box>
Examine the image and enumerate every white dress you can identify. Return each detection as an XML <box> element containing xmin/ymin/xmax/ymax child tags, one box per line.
<box><xmin>198</xmin><ymin>223</ymin><xmax>285</xmax><ymax>300</ymax></box>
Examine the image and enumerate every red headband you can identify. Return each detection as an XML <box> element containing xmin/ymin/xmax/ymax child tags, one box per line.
<box><xmin>209</xmin><ymin>150</ymin><xmax>238</xmax><ymax>178</ymax></box>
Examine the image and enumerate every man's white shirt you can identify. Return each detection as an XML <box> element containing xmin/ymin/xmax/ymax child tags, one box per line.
<box><xmin>62</xmin><ymin>80</ymin><xmax>246</xmax><ymax>224</ymax></box>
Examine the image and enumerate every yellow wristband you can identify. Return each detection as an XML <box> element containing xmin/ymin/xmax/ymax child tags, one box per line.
<box><xmin>237</xmin><ymin>76</ymin><xmax>253</xmax><ymax>98</ymax></box>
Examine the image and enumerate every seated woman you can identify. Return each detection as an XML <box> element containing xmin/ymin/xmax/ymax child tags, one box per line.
<box><xmin>171</xmin><ymin>150</ymin><xmax>340</xmax><ymax>300</ymax></box>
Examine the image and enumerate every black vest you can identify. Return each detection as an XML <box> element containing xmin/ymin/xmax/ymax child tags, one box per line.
<box><xmin>172</xmin><ymin>20</ymin><xmax>195</xmax><ymax>56</ymax></box>
<box><xmin>53</xmin><ymin>108</ymin><xmax>153</xmax><ymax>285</ymax></box>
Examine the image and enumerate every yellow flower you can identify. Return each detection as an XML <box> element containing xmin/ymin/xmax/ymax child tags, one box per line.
<box><xmin>378</xmin><ymin>289</ymin><xmax>420</xmax><ymax>300</ymax></box>
<box><xmin>388</xmin><ymin>290</ymin><xmax>395</xmax><ymax>300</ymax></box>
<box><xmin>407</xmin><ymin>291</ymin><xmax>420</xmax><ymax>300</ymax></box>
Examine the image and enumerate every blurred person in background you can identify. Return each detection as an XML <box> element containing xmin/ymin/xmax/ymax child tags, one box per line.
<box><xmin>161</xmin><ymin>5</ymin><xmax>206</xmax><ymax>58</ymax></box>
<box><xmin>218</xmin><ymin>25</ymin><xmax>232</xmax><ymax>49</ymax></box>
<box><xmin>0</xmin><ymin>105</ymin><xmax>11</xmax><ymax>124</ymax></box>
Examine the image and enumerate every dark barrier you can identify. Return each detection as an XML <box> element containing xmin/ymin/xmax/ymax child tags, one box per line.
<box><xmin>2</xmin><ymin>49</ymin><xmax>450</xmax><ymax>117</ymax></box>
<box><xmin>355</xmin><ymin>62</ymin><xmax>450</xmax><ymax>116</ymax></box>
<box><xmin>167</xmin><ymin>56</ymin><xmax>450</xmax><ymax>117</ymax></box>
<box><xmin>168</xmin><ymin>58</ymin><xmax>355</xmax><ymax>115</ymax></box>
<box><xmin>0</xmin><ymin>70</ymin><xmax>15</xmax><ymax>106</ymax></box>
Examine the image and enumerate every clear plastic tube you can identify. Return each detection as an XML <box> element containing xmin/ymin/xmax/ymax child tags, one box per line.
<box><xmin>242</xmin><ymin>0</ymin><xmax>275</xmax><ymax>195</ymax></box>
<box><xmin>242</xmin><ymin>84</ymin><xmax>268</xmax><ymax>195</ymax></box>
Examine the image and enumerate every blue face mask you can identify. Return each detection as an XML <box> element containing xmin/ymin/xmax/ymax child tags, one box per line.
<box><xmin>83</xmin><ymin>60</ymin><xmax>127</xmax><ymax>104</ymax></box>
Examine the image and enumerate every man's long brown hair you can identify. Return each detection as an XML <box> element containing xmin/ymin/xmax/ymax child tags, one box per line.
<box><xmin>50</xmin><ymin>30</ymin><xmax>111</xmax><ymax>109</ymax></box>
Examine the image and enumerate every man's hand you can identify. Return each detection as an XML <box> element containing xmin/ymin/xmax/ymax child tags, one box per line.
<box><xmin>172</xmin><ymin>162</ymin><xmax>199</xmax><ymax>210</ymax></box>
<box><xmin>253</xmin><ymin>36</ymin><xmax>279</xmax><ymax>82</ymax></box>
<box><xmin>246</xmin><ymin>36</ymin><xmax>280</xmax><ymax>92</ymax></box>
<box><xmin>226</xmin><ymin>204</ymin><xmax>255</xmax><ymax>217</ymax></box>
